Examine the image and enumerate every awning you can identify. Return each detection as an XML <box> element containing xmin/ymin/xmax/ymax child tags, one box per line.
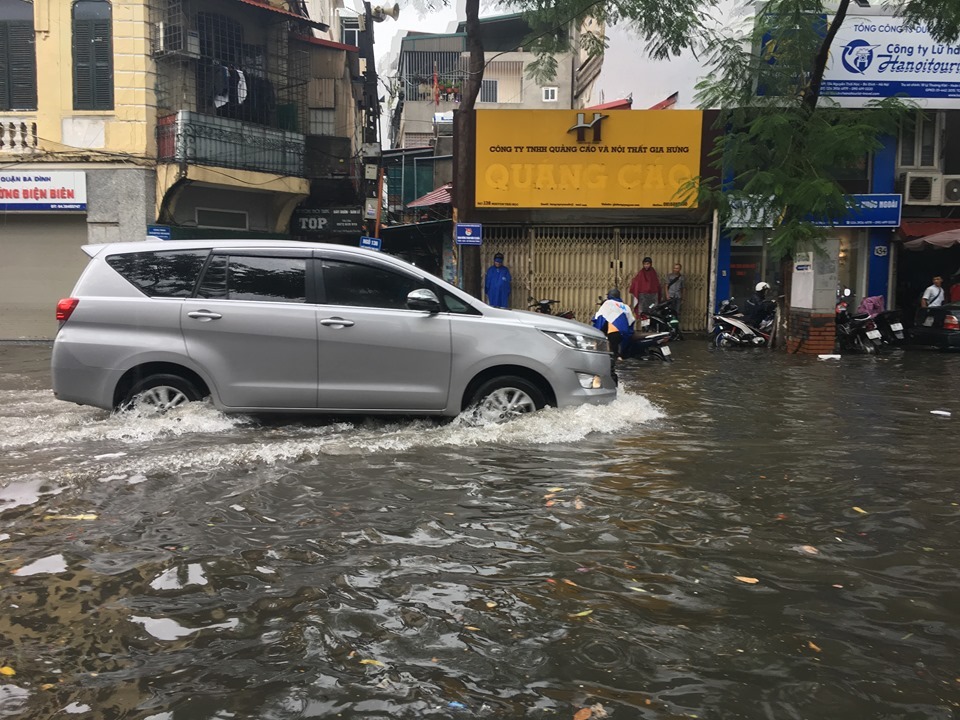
<box><xmin>235</xmin><ymin>0</ymin><xmax>329</xmax><ymax>31</ymax></box>
<box><xmin>898</xmin><ymin>218</ymin><xmax>960</xmax><ymax>239</ymax></box>
<box><xmin>903</xmin><ymin>229</ymin><xmax>960</xmax><ymax>251</ymax></box>
<box><xmin>407</xmin><ymin>183</ymin><xmax>452</xmax><ymax>208</ymax></box>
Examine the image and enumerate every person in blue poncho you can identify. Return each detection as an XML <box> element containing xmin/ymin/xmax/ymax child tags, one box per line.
<box><xmin>484</xmin><ymin>253</ymin><xmax>512</xmax><ymax>308</ymax></box>
<box><xmin>593</xmin><ymin>288</ymin><xmax>636</xmax><ymax>359</ymax></box>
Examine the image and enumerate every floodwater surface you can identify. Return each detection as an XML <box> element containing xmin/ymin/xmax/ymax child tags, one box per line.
<box><xmin>0</xmin><ymin>341</ymin><xmax>957</xmax><ymax>719</ymax></box>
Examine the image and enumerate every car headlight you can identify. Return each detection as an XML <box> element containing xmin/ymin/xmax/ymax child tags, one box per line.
<box><xmin>542</xmin><ymin>330</ymin><xmax>608</xmax><ymax>353</ymax></box>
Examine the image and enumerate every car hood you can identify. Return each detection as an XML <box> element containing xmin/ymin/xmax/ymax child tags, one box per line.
<box><xmin>484</xmin><ymin>307</ymin><xmax>603</xmax><ymax>337</ymax></box>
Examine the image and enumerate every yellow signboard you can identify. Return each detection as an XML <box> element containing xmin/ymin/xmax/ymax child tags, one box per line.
<box><xmin>475</xmin><ymin>110</ymin><xmax>702</xmax><ymax>209</ymax></box>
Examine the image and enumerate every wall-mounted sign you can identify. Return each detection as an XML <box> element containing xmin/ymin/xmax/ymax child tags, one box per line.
<box><xmin>456</xmin><ymin>223</ymin><xmax>482</xmax><ymax>245</ymax></box>
<box><xmin>794</xmin><ymin>252</ymin><xmax>814</xmax><ymax>273</ymax></box>
<box><xmin>360</xmin><ymin>236</ymin><xmax>382</xmax><ymax>251</ymax></box>
<box><xmin>0</xmin><ymin>171</ymin><xmax>87</xmax><ymax>211</ymax></box>
<box><xmin>147</xmin><ymin>224</ymin><xmax>172</xmax><ymax>240</ymax></box>
<box><xmin>475</xmin><ymin>110</ymin><xmax>703</xmax><ymax>209</ymax></box>
<box><xmin>292</xmin><ymin>207</ymin><xmax>363</xmax><ymax>236</ymax></box>
<box><xmin>811</xmin><ymin>193</ymin><xmax>902</xmax><ymax>228</ymax></box>
<box><xmin>823</xmin><ymin>15</ymin><xmax>960</xmax><ymax>107</ymax></box>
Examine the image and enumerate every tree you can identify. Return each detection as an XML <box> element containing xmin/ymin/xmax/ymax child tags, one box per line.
<box><xmin>693</xmin><ymin>0</ymin><xmax>960</xmax><ymax>259</ymax></box>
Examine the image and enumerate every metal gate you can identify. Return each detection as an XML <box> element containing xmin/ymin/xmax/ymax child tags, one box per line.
<box><xmin>481</xmin><ymin>224</ymin><xmax>712</xmax><ymax>331</ymax></box>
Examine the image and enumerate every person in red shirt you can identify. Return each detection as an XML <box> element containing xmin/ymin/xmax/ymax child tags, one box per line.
<box><xmin>950</xmin><ymin>272</ymin><xmax>960</xmax><ymax>304</ymax></box>
<box><xmin>629</xmin><ymin>256</ymin><xmax>663</xmax><ymax>314</ymax></box>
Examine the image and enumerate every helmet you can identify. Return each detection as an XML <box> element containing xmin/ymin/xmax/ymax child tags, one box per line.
<box><xmin>755</xmin><ymin>282</ymin><xmax>770</xmax><ymax>293</ymax></box>
<box><xmin>607</xmin><ymin>288</ymin><xmax>621</xmax><ymax>300</ymax></box>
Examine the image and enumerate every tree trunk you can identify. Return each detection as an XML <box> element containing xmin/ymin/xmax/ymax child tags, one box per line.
<box><xmin>803</xmin><ymin>0</ymin><xmax>850</xmax><ymax>111</ymax></box>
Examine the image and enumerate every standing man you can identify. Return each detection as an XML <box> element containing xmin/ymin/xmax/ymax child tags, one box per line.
<box><xmin>629</xmin><ymin>256</ymin><xmax>662</xmax><ymax>314</ymax></box>
<box><xmin>484</xmin><ymin>252</ymin><xmax>512</xmax><ymax>308</ymax></box>
<box><xmin>665</xmin><ymin>262</ymin><xmax>684</xmax><ymax>318</ymax></box>
<box><xmin>921</xmin><ymin>275</ymin><xmax>944</xmax><ymax>309</ymax></box>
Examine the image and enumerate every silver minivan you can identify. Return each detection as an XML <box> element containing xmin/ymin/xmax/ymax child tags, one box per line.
<box><xmin>51</xmin><ymin>240</ymin><xmax>616</xmax><ymax>420</ymax></box>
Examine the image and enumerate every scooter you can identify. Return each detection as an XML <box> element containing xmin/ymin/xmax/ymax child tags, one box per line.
<box><xmin>529</xmin><ymin>297</ymin><xmax>575</xmax><ymax>320</ymax></box>
<box><xmin>856</xmin><ymin>295</ymin><xmax>905</xmax><ymax>346</ymax></box>
<box><xmin>835</xmin><ymin>290</ymin><xmax>883</xmax><ymax>353</ymax></box>
<box><xmin>623</xmin><ymin>330</ymin><xmax>673</xmax><ymax>362</ymax></box>
<box><xmin>638</xmin><ymin>299</ymin><xmax>683</xmax><ymax>340</ymax></box>
<box><xmin>712</xmin><ymin>298</ymin><xmax>776</xmax><ymax>347</ymax></box>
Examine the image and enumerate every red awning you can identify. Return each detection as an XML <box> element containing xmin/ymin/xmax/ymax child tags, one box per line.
<box><xmin>648</xmin><ymin>91</ymin><xmax>679</xmax><ymax>110</ymax></box>
<box><xmin>407</xmin><ymin>183</ymin><xmax>452</xmax><ymax>208</ymax></box>
<box><xmin>235</xmin><ymin>0</ymin><xmax>329</xmax><ymax>30</ymax></box>
<box><xmin>898</xmin><ymin>218</ymin><xmax>960</xmax><ymax>239</ymax></box>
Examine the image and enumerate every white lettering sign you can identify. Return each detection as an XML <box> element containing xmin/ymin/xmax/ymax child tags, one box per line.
<box><xmin>0</xmin><ymin>171</ymin><xmax>87</xmax><ymax>211</ymax></box>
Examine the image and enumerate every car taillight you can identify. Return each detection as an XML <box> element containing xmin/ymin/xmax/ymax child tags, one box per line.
<box><xmin>56</xmin><ymin>298</ymin><xmax>79</xmax><ymax>322</ymax></box>
<box><xmin>945</xmin><ymin>314</ymin><xmax>960</xmax><ymax>331</ymax></box>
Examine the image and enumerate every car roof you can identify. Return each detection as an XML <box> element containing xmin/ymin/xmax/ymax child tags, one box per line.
<box><xmin>82</xmin><ymin>239</ymin><xmax>364</xmax><ymax>257</ymax></box>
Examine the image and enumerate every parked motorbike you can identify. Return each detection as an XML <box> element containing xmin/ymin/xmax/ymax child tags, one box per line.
<box><xmin>835</xmin><ymin>289</ymin><xmax>883</xmax><ymax>353</ymax></box>
<box><xmin>528</xmin><ymin>297</ymin><xmax>575</xmax><ymax>320</ymax></box>
<box><xmin>638</xmin><ymin>298</ymin><xmax>683</xmax><ymax>340</ymax></box>
<box><xmin>856</xmin><ymin>295</ymin><xmax>905</xmax><ymax>346</ymax></box>
<box><xmin>623</xmin><ymin>330</ymin><xmax>673</xmax><ymax>362</ymax></box>
<box><xmin>712</xmin><ymin>298</ymin><xmax>776</xmax><ymax>348</ymax></box>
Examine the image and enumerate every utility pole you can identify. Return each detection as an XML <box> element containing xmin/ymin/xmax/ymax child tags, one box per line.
<box><xmin>359</xmin><ymin>1</ymin><xmax>381</xmax><ymax>238</ymax></box>
<box><xmin>453</xmin><ymin>0</ymin><xmax>483</xmax><ymax>296</ymax></box>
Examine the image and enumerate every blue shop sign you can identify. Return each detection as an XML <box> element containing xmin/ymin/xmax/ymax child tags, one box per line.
<box><xmin>456</xmin><ymin>223</ymin><xmax>482</xmax><ymax>245</ymax></box>
<box><xmin>360</xmin><ymin>236</ymin><xmax>382</xmax><ymax>251</ymax></box>
<box><xmin>812</xmin><ymin>194</ymin><xmax>902</xmax><ymax>228</ymax></box>
<box><xmin>147</xmin><ymin>224</ymin><xmax>172</xmax><ymax>240</ymax></box>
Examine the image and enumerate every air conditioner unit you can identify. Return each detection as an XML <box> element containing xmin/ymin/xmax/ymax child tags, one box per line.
<box><xmin>942</xmin><ymin>175</ymin><xmax>960</xmax><ymax>205</ymax></box>
<box><xmin>904</xmin><ymin>171</ymin><xmax>943</xmax><ymax>206</ymax></box>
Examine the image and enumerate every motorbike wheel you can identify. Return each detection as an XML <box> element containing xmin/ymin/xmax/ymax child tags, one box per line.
<box><xmin>714</xmin><ymin>332</ymin><xmax>735</xmax><ymax>348</ymax></box>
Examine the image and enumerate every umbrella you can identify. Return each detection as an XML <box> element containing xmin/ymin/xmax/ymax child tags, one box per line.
<box><xmin>903</xmin><ymin>228</ymin><xmax>960</xmax><ymax>251</ymax></box>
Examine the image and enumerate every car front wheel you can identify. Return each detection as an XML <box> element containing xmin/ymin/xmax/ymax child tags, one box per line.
<box><xmin>470</xmin><ymin>376</ymin><xmax>546</xmax><ymax>423</ymax></box>
<box><xmin>121</xmin><ymin>374</ymin><xmax>202</xmax><ymax>413</ymax></box>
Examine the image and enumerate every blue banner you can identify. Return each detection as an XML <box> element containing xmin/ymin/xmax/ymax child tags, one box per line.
<box><xmin>812</xmin><ymin>193</ymin><xmax>902</xmax><ymax>228</ymax></box>
<box><xmin>456</xmin><ymin>223</ymin><xmax>482</xmax><ymax>246</ymax></box>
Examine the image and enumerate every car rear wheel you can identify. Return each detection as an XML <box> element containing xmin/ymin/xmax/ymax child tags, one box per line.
<box><xmin>470</xmin><ymin>376</ymin><xmax>546</xmax><ymax>423</ymax></box>
<box><xmin>121</xmin><ymin>374</ymin><xmax>202</xmax><ymax>413</ymax></box>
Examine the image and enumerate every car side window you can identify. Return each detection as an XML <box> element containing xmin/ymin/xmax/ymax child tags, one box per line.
<box><xmin>321</xmin><ymin>258</ymin><xmax>421</xmax><ymax>309</ymax></box>
<box><xmin>196</xmin><ymin>254</ymin><xmax>306</xmax><ymax>303</ymax></box>
<box><xmin>106</xmin><ymin>250</ymin><xmax>209</xmax><ymax>297</ymax></box>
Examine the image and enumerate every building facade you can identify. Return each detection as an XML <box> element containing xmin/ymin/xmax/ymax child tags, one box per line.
<box><xmin>1</xmin><ymin>0</ymin><xmax>365</xmax><ymax>340</ymax></box>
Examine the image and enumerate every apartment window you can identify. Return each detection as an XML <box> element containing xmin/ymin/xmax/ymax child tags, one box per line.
<box><xmin>72</xmin><ymin>0</ymin><xmax>113</xmax><ymax>110</ymax></box>
<box><xmin>479</xmin><ymin>79</ymin><xmax>498</xmax><ymax>103</ymax></box>
<box><xmin>0</xmin><ymin>0</ymin><xmax>37</xmax><ymax>111</ymax></box>
<box><xmin>542</xmin><ymin>86</ymin><xmax>558</xmax><ymax>102</ymax></box>
<box><xmin>309</xmin><ymin>109</ymin><xmax>336</xmax><ymax>136</ymax></box>
<box><xmin>340</xmin><ymin>16</ymin><xmax>360</xmax><ymax>47</ymax></box>
<box><xmin>899</xmin><ymin>111</ymin><xmax>939</xmax><ymax>169</ymax></box>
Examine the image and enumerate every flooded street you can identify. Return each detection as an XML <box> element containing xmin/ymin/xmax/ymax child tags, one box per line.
<box><xmin>0</xmin><ymin>340</ymin><xmax>957</xmax><ymax>719</ymax></box>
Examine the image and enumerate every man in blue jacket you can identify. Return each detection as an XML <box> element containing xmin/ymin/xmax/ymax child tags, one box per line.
<box><xmin>484</xmin><ymin>253</ymin><xmax>512</xmax><ymax>308</ymax></box>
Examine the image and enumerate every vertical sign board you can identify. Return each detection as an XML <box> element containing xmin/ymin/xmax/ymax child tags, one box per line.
<box><xmin>456</xmin><ymin>223</ymin><xmax>482</xmax><ymax>245</ymax></box>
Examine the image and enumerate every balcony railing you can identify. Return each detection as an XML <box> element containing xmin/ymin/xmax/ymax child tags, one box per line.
<box><xmin>0</xmin><ymin>119</ymin><xmax>39</xmax><ymax>154</ymax></box>
<box><xmin>157</xmin><ymin>111</ymin><xmax>305</xmax><ymax>177</ymax></box>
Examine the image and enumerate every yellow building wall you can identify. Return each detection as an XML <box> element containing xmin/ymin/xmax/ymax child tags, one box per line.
<box><xmin>30</xmin><ymin>0</ymin><xmax>155</xmax><ymax>159</ymax></box>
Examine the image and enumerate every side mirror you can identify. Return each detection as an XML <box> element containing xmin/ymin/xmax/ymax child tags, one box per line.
<box><xmin>406</xmin><ymin>288</ymin><xmax>441</xmax><ymax>314</ymax></box>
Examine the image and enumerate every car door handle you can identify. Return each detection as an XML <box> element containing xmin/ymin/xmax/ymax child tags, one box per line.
<box><xmin>320</xmin><ymin>317</ymin><xmax>355</xmax><ymax>327</ymax></box>
<box><xmin>187</xmin><ymin>310</ymin><xmax>223</xmax><ymax>320</ymax></box>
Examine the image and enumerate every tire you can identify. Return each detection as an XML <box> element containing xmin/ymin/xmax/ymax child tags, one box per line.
<box><xmin>714</xmin><ymin>332</ymin><xmax>735</xmax><ymax>348</ymax></box>
<box><xmin>469</xmin><ymin>376</ymin><xmax>546</xmax><ymax>423</ymax></box>
<box><xmin>120</xmin><ymin>373</ymin><xmax>202</xmax><ymax>413</ymax></box>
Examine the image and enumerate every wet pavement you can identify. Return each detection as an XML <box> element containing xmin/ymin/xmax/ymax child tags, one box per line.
<box><xmin>0</xmin><ymin>340</ymin><xmax>958</xmax><ymax>719</ymax></box>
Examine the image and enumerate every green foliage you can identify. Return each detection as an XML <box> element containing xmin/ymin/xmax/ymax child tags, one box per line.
<box><xmin>894</xmin><ymin>0</ymin><xmax>960</xmax><ymax>44</ymax></box>
<box><xmin>693</xmin><ymin>0</ymin><xmax>917</xmax><ymax>258</ymax></box>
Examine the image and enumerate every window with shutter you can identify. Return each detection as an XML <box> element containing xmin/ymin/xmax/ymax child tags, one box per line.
<box><xmin>0</xmin><ymin>0</ymin><xmax>37</xmax><ymax>111</ymax></box>
<box><xmin>72</xmin><ymin>0</ymin><xmax>113</xmax><ymax>111</ymax></box>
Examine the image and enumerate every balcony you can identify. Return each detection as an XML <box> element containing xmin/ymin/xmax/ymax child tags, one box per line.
<box><xmin>0</xmin><ymin>119</ymin><xmax>39</xmax><ymax>154</ymax></box>
<box><xmin>157</xmin><ymin>111</ymin><xmax>305</xmax><ymax>178</ymax></box>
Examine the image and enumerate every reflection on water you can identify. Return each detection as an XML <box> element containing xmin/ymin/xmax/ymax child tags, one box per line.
<box><xmin>0</xmin><ymin>343</ymin><xmax>958</xmax><ymax>719</ymax></box>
